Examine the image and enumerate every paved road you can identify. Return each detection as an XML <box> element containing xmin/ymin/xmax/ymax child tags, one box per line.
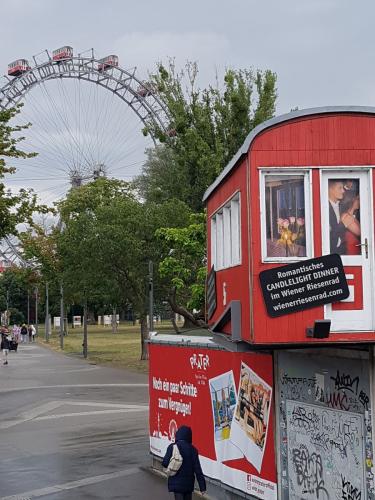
<box><xmin>0</xmin><ymin>342</ymin><xmax>170</xmax><ymax>500</ymax></box>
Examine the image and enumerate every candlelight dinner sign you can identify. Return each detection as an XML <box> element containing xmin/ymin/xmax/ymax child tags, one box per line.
<box><xmin>259</xmin><ymin>254</ymin><xmax>349</xmax><ymax>317</ymax></box>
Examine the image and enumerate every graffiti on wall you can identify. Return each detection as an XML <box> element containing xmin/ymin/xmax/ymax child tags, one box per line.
<box><xmin>278</xmin><ymin>352</ymin><xmax>374</xmax><ymax>500</ymax></box>
<box><xmin>287</xmin><ymin>401</ymin><xmax>364</xmax><ymax>499</ymax></box>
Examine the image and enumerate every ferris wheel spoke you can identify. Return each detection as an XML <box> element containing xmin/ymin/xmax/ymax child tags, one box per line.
<box><xmin>82</xmin><ymin>79</ymin><xmax>100</xmax><ymax>165</ymax></box>
<box><xmin>7</xmin><ymin>158</ymin><xmax>68</xmax><ymax>176</ymax></box>
<box><xmin>16</xmin><ymin>136</ymin><xmax>74</xmax><ymax>176</ymax></box>
<box><xmin>16</xmin><ymin>127</ymin><xmax>75</xmax><ymax>173</ymax></box>
<box><xmin>100</xmin><ymin>106</ymin><xmax>137</xmax><ymax>165</ymax></box>
<box><xmin>6</xmin><ymin>153</ymin><xmax>67</xmax><ymax>177</ymax></box>
<box><xmin>93</xmin><ymin>81</ymin><xmax>122</xmax><ymax>165</ymax></box>
<box><xmin>109</xmin><ymin>161</ymin><xmax>145</xmax><ymax>179</ymax></box>
<box><xmin>93</xmin><ymin>84</ymin><xmax>118</xmax><ymax>165</ymax></box>
<box><xmin>47</xmin><ymin>186</ymin><xmax>71</xmax><ymax>203</ymax></box>
<box><xmin>100</xmin><ymin>113</ymin><xmax>146</xmax><ymax>170</ymax></box>
<box><xmin>11</xmin><ymin>149</ymin><xmax>72</xmax><ymax>178</ymax></box>
<box><xmin>54</xmin><ymin>79</ymin><xmax>84</xmax><ymax>170</ymax></box>
<box><xmin>15</xmin><ymin>97</ymin><xmax>71</xmax><ymax>166</ymax></box>
<box><xmin>107</xmin><ymin>141</ymin><xmax>144</xmax><ymax>172</ymax></box>
<box><xmin>25</xmin><ymin>150</ymin><xmax>71</xmax><ymax>172</ymax></box>
<box><xmin>17</xmin><ymin>161</ymin><xmax>68</xmax><ymax>176</ymax></box>
<box><xmin>109</xmin><ymin>160</ymin><xmax>145</xmax><ymax>173</ymax></box>
<box><xmin>74</xmin><ymin>77</ymin><xmax>96</xmax><ymax>169</ymax></box>
<box><xmin>55</xmin><ymin>79</ymin><xmax>83</xmax><ymax>169</ymax></box>
<box><xmin>27</xmin><ymin>85</ymin><xmax>78</xmax><ymax>161</ymax></box>
<box><xmin>73</xmin><ymin>78</ymin><xmax>93</xmax><ymax>168</ymax></box>
<box><xmin>39</xmin><ymin>81</ymin><xmax>93</xmax><ymax>169</ymax></box>
<box><xmin>93</xmin><ymin>81</ymin><xmax>106</xmax><ymax>164</ymax></box>
<box><xmin>73</xmin><ymin>77</ymin><xmax>105</xmax><ymax>170</ymax></box>
<box><xmin>21</xmin><ymin>92</ymin><xmax>78</xmax><ymax>171</ymax></box>
<box><xmin>5</xmin><ymin>176</ymin><xmax>67</xmax><ymax>183</ymax></box>
<box><xmin>106</xmin><ymin>127</ymin><xmax>148</xmax><ymax>168</ymax></box>
<box><xmin>46</xmin><ymin>80</ymin><xmax>87</xmax><ymax>167</ymax></box>
<box><xmin>36</xmin><ymin>182</ymin><xmax>68</xmax><ymax>194</ymax></box>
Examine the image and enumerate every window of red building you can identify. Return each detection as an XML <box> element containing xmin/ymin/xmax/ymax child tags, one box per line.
<box><xmin>211</xmin><ymin>192</ymin><xmax>241</xmax><ymax>270</ymax></box>
<box><xmin>260</xmin><ymin>170</ymin><xmax>313</xmax><ymax>262</ymax></box>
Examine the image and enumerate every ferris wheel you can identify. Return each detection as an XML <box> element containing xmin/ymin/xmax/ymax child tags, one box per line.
<box><xmin>0</xmin><ymin>46</ymin><xmax>171</xmax><ymax>202</ymax></box>
<box><xmin>0</xmin><ymin>46</ymin><xmax>171</xmax><ymax>266</ymax></box>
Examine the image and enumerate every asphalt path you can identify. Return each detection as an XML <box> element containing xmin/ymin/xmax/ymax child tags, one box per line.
<box><xmin>0</xmin><ymin>341</ymin><xmax>170</xmax><ymax>499</ymax></box>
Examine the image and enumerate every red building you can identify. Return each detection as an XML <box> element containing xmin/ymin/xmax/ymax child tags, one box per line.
<box><xmin>204</xmin><ymin>106</ymin><xmax>375</xmax><ymax>346</ymax></box>
<box><xmin>150</xmin><ymin>107</ymin><xmax>375</xmax><ymax>500</ymax></box>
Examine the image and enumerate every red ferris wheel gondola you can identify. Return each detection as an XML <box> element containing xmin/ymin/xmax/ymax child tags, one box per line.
<box><xmin>52</xmin><ymin>46</ymin><xmax>73</xmax><ymax>62</ymax></box>
<box><xmin>8</xmin><ymin>59</ymin><xmax>31</xmax><ymax>77</ymax></box>
<box><xmin>98</xmin><ymin>55</ymin><xmax>119</xmax><ymax>72</ymax></box>
<box><xmin>136</xmin><ymin>81</ymin><xmax>156</xmax><ymax>98</ymax></box>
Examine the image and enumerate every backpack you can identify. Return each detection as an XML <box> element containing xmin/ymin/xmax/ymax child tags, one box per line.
<box><xmin>21</xmin><ymin>326</ymin><xmax>27</xmax><ymax>335</ymax></box>
<box><xmin>165</xmin><ymin>444</ymin><xmax>183</xmax><ymax>477</ymax></box>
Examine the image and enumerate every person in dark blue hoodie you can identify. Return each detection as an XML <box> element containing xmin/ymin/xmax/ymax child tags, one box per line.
<box><xmin>162</xmin><ymin>425</ymin><xmax>206</xmax><ymax>499</ymax></box>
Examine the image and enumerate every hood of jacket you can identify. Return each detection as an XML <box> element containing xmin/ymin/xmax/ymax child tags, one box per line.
<box><xmin>175</xmin><ymin>425</ymin><xmax>192</xmax><ymax>444</ymax></box>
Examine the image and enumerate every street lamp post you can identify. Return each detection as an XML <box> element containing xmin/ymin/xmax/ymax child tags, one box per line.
<box><xmin>149</xmin><ymin>260</ymin><xmax>154</xmax><ymax>333</ymax></box>
<box><xmin>5</xmin><ymin>289</ymin><xmax>9</xmax><ymax>327</ymax></box>
<box><xmin>60</xmin><ymin>283</ymin><xmax>64</xmax><ymax>349</ymax></box>
<box><xmin>83</xmin><ymin>297</ymin><xmax>88</xmax><ymax>359</ymax></box>
<box><xmin>45</xmin><ymin>282</ymin><xmax>49</xmax><ymax>342</ymax></box>
<box><xmin>27</xmin><ymin>289</ymin><xmax>30</xmax><ymax>325</ymax></box>
<box><xmin>35</xmin><ymin>286</ymin><xmax>39</xmax><ymax>336</ymax></box>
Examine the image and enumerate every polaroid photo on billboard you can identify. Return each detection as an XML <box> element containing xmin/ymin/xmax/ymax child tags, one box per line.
<box><xmin>209</xmin><ymin>370</ymin><xmax>243</xmax><ymax>462</ymax></box>
<box><xmin>230</xmin><ymin>362</ymin><xmax>272</xmax><ymax>472</ymax></box>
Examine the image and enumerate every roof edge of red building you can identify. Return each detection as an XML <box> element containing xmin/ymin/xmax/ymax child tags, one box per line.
<box><xmin>202</xmin><ymin>105</ymin><xmax>375</xmax><ymax>203</ymax></box>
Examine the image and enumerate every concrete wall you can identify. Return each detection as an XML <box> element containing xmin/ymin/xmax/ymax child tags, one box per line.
<box><xmin>275</xmin><ymin>348</ymin><xmax>373</xmax><ymax>500</ymax></box>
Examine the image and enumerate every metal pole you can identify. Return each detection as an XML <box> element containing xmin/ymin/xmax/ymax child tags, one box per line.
<box><xmin>35</xmin><ymin>286</ymin><xmax>39</xmax><ymax>336</ymax></box>
<box><xmin>27</xmin><ymin>290</ymin><xmax>30</xmax><ymax>325</ymax></box>
<box><xmin>5</xmin><ymin>289</ymin><xmax>9</xmax><ymax>327</ymax></box>
<box><xmin>149</xmin><ymin>261</ymin><xmax>154</xmax><ymax>333</ymax></box>
<box><xmin>60</xmin><ymin>283</ymin><xmax>64</xmax><ymax>349</ymax></box>
<box><xmin>83</xmin><ymin>298</ymin><xmax>88</xmax><ymax>358</ymax></box>
<box><xmin>45</xmin><ymin>282</ymin><xmax>49</xmax><ymax>342</ymax></box>
<box><xmin>112</xmin><ymin>306</ymin><xmax>117</xmax><ymax>334</ymax></box>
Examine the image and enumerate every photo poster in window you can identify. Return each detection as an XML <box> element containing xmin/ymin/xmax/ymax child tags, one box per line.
<box><xmin>328</xmin><ymin>178</ymin><xmax>361</xmax><ymax>256</ymax></box>
<box><xmin>230</xmin><ymin>362</ymin><xmax>272</xmax><ymax>472</ymax></box>
<box><xmin>208</xmin><ymin>371</ymin><xmax>243</xmax><ymax>462</ymax></box>
<box><xmin>265</xmin><ymin>175</ymin><xmax>306</xmax><ymax>258</ymax></box>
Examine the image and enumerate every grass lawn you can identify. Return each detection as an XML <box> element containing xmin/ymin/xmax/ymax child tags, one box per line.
<box><xmin>37</xmin><ymin>322</ymin><xmax>170</xmax><ymax>373</ymax></box>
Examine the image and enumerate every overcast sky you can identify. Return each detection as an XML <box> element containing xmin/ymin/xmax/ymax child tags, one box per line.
<box><xmin>2</xmin><ymin>0</ymin><xmax>374</xmax><ymax>111</ymax></box>
<box><xmin>1</xmin><ymin>0</ymin><xmax>375</xmax><ymax>201</ymax></box>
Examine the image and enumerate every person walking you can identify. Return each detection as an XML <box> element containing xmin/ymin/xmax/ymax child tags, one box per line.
<box><xmin>20</xmin><ymin>324</ymin><xmax>28</xmax><ymax>343</ymax></box>
<box><xmin>162</xmin><ymin>425</ymin><xmax>206</xmax><ymax>500</ymax></box>
<box><xmin>12</xmin><ymin>324</ymin><xmax>20</xmax><ymax>344</ymax></box>
<box><xmin>1</xmin><ymin>331</ymin><xmax>11</xmax><ymax>365</ymax></box>
<box><xmin>28</xmin><ymin>324</ymin><xmax>33</xmax><ymax>343</ymax></box>
<box><xmin>15</xmin><ymin>324</ymin><xmax>21</xmax><ymax>344</ymax></box>
<box><xmin>30</xmin><ymin>324</ymin><xmax>36</xmax><ymax>342</ymax></box>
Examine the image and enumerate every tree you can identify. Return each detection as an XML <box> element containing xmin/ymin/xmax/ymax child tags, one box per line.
<box><xmin>156</xmin><ymin>212</ymin><xmax>207</xmax><ymax>331</ymax></box>
<box><xmin>136</xmin><ymin>61</ymin><xmax>277</xmax><ymax>326</ymax></box>
<box><xmin>55</xmin><ymin>178</ymin><xmax>191</xmax><ymax>359</ymax></box>
<box><xmin>138</xmin><ymin>61</ymin><xmax>277</xmax><ymax>211</ymax></box>
<box><xmin>57</xmin><ymin>178</ymin><xmax>137</xmax><ymax>308</ymax></box>
<box><xmin>0</xmin><ymin>266</ymin><xmax>39</xmax><ymax>324</ymax></box>
<box><xmin>0</xmin><ymin>106</ymin><xmax>48</xmax><ymax>238</ymax></box>
<box><xmin>133</xmin><ymin>146</ymin><xmax>189</xmax><ymax>205</ymax></box>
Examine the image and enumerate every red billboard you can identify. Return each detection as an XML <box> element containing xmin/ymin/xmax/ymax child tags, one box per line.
<box><xmin>149</xmin><ymin>343</ymin><xmax>276</xmax><ymax>499</ymax></box>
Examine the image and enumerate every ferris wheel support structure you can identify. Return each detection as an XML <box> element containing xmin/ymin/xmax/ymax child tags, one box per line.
<box><xmin>0</xmin><ymin>50</ymin><xmax>170</xmax><ymax>141</ymax></box>
<box><xmin>0</xmin><ymin>236</ymin><xmax>32</xmax><ymax>269</ymax></box>
<box><xmin>0</xmin><ymin>49</ymin><xmax>171</xmax><ymax>267</ymax></box>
